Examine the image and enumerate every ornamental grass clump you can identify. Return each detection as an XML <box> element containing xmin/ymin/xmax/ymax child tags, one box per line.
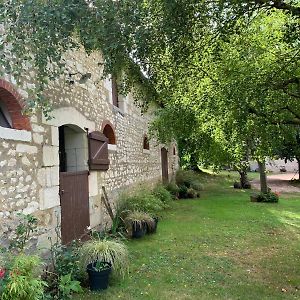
<box><xmin>118</xmin><ymin>188</ymin><xmax>165</xmax><ymax>215</ymax></box>
<box><xmin>79</xmin><ymin>239</ymin><xmax>129</xmax><ymax>278</ymax></box>
<box><xmin>124</xmin><ymin>211</ymin><xmax>155</xmax><ymax>231</ymax></box>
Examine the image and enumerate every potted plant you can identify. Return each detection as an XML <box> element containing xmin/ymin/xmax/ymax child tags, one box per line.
<box><xmin>148</xmin><ymin>216</ymin><xmax>159</xmax><ymax>234</ymax></box>
<box><xmin>124</xmin><ymin>211</ymin><xmax>155</xmax><ymax>238</ymax></box>
<box><xmin>79</xmin><ymin>239</ymin><xmax>129</xmax><ymax>291</ymax></box>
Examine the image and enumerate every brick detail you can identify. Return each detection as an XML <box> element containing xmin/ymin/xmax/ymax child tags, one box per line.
<box><xmin>0</xmin><ymin>79</ymin><xmax>31</xmax><ymax>131</ymax></box>
<box><xmin>101</xmin><ymin>120</ymin><xmax>116</xmax><ymax>144</ymax></box>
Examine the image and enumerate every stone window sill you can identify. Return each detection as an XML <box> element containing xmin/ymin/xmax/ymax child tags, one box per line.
<box><xmin>112</xmin><ymin>105</ymin><xmax>125</xmax><ymax>117</ymax></box>
<box><xmin>108</xmin><ymin>144</ymin><xmax>117</xmax><ymax>151</ymax></box>
<box><xmin>0</xmin><ymin>127</ymin><xmax>31</xmax><ymax>142</ymax></box>
<box><xmin>143</xmin><ymin>149</ymin><xmax>150</xmax><ymax>154</ymax></box>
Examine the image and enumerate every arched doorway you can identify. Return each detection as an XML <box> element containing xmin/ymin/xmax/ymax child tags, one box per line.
<box><xmin>59</xmin><ymin>124</ymin><xmax>90</xmax><ymax>244</ymax></box>
<box><xmin>161</xmin><ymin>148</ymin><xmax>169</xmax><ymax>183</ymax></box>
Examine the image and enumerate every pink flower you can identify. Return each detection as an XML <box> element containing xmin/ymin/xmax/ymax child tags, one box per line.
<box><xmin>0</xmin><ymin>268</ymin><xmax>5</xmax><ymax>279</ymax></box>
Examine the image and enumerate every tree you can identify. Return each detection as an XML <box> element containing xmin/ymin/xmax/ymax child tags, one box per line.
<box><xmin>1</xmin><ymin>1</ymin><xmax>300</xmax><ymax>193</ymax></box>
<box><xmin>276</xmin><ymin>129</ymin><xmax>300</xmax><ymax>180</ymax></box>
<box><xmin>1</xmin><ymin>1</ymin><xmax>299</xmax><ymax>111</ymax></box>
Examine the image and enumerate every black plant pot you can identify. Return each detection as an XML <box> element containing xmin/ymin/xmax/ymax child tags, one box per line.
<box><xmin>147</xmin><ymin>217</ymin><xmax>159</xmax><ymax>234</ymax></box>
<box><xmin>86</xmin><ymin>262</ymin><xmax>112</xmax><ymax>291</ymax></box>
<box><xmin>132</xmin><ymin>222</ymin><xmax>147</xmax><ymax>238</ymax></box>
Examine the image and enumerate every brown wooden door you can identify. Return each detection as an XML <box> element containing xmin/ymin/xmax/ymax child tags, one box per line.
<box><xmin>60</xmin><ymin>171</ymin><xmax>90</xmax><ymax>245</ymax></box>
<box><xmin>161</xmin><ymin>148</ymin><xmax>169</xmax><ymax>183</ymax></box>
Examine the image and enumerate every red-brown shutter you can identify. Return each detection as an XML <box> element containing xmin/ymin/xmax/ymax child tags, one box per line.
<box><xmin>88</xmin><ymin>131</ymin><xmax>110</xmax><ymax>170</ymax></box>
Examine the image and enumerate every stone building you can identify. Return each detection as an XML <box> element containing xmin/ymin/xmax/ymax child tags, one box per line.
<box><xmin>0</xmin><ymin>49</ymin><xmax>178</xmax><ymax>247</ymax></box>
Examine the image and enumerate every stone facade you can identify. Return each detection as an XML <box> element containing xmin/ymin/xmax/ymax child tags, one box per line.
<box><xmin>0</xmin><ymin>48</ymin><xmax>179</xmax><ymax>248</ymax></box>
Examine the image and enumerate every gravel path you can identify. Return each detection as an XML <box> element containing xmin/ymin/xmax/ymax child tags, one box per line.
<box><xmin>251</xmin><ymin>172</ymin><xmax>300</xmax><ymax>193</ymax></box>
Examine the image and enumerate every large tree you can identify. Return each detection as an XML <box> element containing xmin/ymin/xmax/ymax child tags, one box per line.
<box><xmin>1</xmin><ymin>1</ymin><xmax>299</xmax><ymax>109</ymax></box>
<box><xmin>1</xmin><ymin>1</ymin><xmax>300</xmax><ymax>192</ymax></box>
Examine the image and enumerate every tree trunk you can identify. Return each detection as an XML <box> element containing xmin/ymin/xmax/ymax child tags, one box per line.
<box><xmin>258</xmin><ymin>160</ymin><xmax>268</xmax><ymax>193</ymax></box>
<box><xmin>238</xmin><ymin>170</ymin><xmax>248</xmax><ymax>188</ymax></box>
<box><xmin>297</xmin><ymin>157</ymin><xmax>300</xmax><ymax>180</ymax></box>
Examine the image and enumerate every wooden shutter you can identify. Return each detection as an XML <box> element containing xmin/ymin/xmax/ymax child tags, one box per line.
<box><xmin>88</xmin><ymin>131</ymin><xmax>110</xmax><ymax>170</ymax></box>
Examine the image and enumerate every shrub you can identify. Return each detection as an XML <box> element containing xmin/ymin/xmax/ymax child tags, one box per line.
<box><xmin>118</xmin><ymin>188</ymin><xmax>165</xmax><ymax>215</ymax></box>
<box><xmin>43</xmin><ymin>239</ymin><xmax>84</xmax><ymax>299</ymax></box>
<box><xmin>176</xmin><ymin>170</ymin><xmax>204</xmax><ymax>192</ymax></box>
<box><xmin>257</xmin><ymin>192</ymin><xmax>279</xmax><ymax>203</ymax></box>
<box><xmin>190</xmin><ymin>180</ymin><xmax>204</xmax><ymax>191</ymax></box>
<box><xmin>187</xmin><ymin>188</ymin><xmax>198</xmax><ymax>198</ymax></box>
<box><xmin>152</xmin><ymin>184</ymin><xmax>172</xmax><ymax>207</ymax></box>
<box><xmin>1</xmin><ymin>254</ymin><xmax>46</xmax><ymax>300</ymax></box>
<box><xmin>165</xmin><ymin>181</ymin><xmax>180</xmax><ymax>198</ymax></box>
<box><xmin>178</xmin><ymin>185</ymin><xmax>188</xmax><ymax>198</ymax></box>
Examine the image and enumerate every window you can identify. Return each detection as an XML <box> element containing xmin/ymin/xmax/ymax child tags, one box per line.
<box><xmin>143</xmin><ymin>135</ymin><xmax>150</xmax><ymax>150</ymax></box>
<box><xmin>0</xmin><ymin>79</ymin><xmax>31</xmax><ymax>131</ymax></box>
<box><xmin>0</xmin><ymin>101</ymin><xmax>12</xmax><ymax>128</ymax></box>
<box><xmin>173</xmin><ymin>147</ymin><xmax>176</xmax><ymax>155</ymax></box>
<box><xmin>112</xmin><ymin>76</ymin><xmax>119</xmax><ymax>108</ymax></box>
<box><xmin>111</xmin><ymin>75</ymin><xmax>126</xmax><ymax>113</ymax></box>
<box><xmin>103</xmin><ymin>123</ymin><xmax>116</xmax><ymax>145</ymax></box>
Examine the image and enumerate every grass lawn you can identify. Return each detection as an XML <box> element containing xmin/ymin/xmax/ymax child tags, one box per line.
<box><xmin>75</xmin><ymin>173</ymin><xmax>300</xmax><ymax>300</ymax></box>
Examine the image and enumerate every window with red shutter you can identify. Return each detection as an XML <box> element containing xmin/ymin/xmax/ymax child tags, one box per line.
<box><xmin>88</xmin><ymin>131</ymin><xmax>110</xmax><ymax>170</ymax></box>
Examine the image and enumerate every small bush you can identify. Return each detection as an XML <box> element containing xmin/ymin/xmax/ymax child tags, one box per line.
<box><xmin>176</xmin><ymin>170</ymin><xmax>203</xmax><ymax>190</ymax></box>
<box><xmin>118</xmin><ymin>188</ymin><xmax>165</xmax><ymax>215</ymax></box>
<box><xmin>1</xmin><ymin>254</ymin><xmax>46</xmax><ymax>300</ymax></box>
<box><xmin>178</xmin><ymin>185</ymin><xmax>188</xmax><ymax>198</ymax></box>
<box><xmin>152</xmin><ymin>184</ymin><xmax>172</xmax><ymax>207</ymax></box>
<box><xmin>190</xmin><ymin>180</ymin><xmax>204</xmax><ymax>191</ymax></box>
<box><xmin>257</xmin><ymin>192</ymin><xmax>279</xmax><ymax>203</ymax></box>
<box><xmin>187</xmin><ymin>188</ymin><xmax>198</xmax><ymax>198</ymax></box>
<box><xmin>176</xmin><ymin>170</ymin><xmax>204</xmax><ymax>198</ymax></box>
<box><xmin>165</xmin><ymin>181</ymin><xmax>180</xmax><ymax>198</ymax></box>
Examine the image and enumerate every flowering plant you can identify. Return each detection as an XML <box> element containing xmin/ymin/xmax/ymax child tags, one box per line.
<box><xmin>0</xmin><ymin>268</ymin><xmax>5</xmax><ymax>278</ymax></box>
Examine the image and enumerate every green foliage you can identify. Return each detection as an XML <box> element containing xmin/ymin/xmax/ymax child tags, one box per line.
<box><xmin>79</xmin><ymin>239</ymin><xmax>129</xmax><ymax>278</ymax></box>
<box><xmin>178</xmin><ymin>185</ymin><xmax>188</xmax><ymax>199</ymax></box>
<box><xmin>118</xmin><ymin>188</ymin><xmax>165</xmax><ymax>215</ymax></box>
<box><xmin>176</xmin><ymin>170</ymin><xmax>203</xmax><ymax>190</ymax></box>
<box><xmin>152</xmin><ymin>184</ymin><xmax>172</xmax><ymax>207</ymax></box>
<box><xmin>175</xmin><ymin>170</ymin><xmax>204</xmax><ymax>199</ymax></box>
<box><xmin>124</xmin><ymin>211</ymin><xmax>155</xmax><ymax>232</ymax></box>
<box><xmin>92</xmin><ymin>261</ymin><xmax>111</xmax><ymax>272</ymax></box>
<box><xmin>43</xmin><ymin>238</ymin><xmax>83</xmax><ymax>299</ymax></box>
<box><xmin>164</xmin><ymin>181</ymin><xmax>180</xmax><ymax>198</ymax></box>
<box><xmin>58</xmin><ymin>274</ymin><xmax>83</xmax><ymax>300</ymax></box>
<box><xmin>187</xmin><ymin>188</ymin><xmax>199</xmax><ymax>199</ymax></box>
<box><xmin>1</xmin><ymin>254</ymin><xmax>46</xmax><ymax>300</ymax></box>
<box><xmin>9</xmin><ymin>213</ymin><xmax>38</xmax><ymax>252</ymax></box>
<box><xmin>49</xmin><ymin>240</ymin><xmax>81</xmax><ymax>279</ymax></box>
<box><xmin>257</xmin><ymin>192</ymin><xmax>279</xmax><ymax>203</ymax></box>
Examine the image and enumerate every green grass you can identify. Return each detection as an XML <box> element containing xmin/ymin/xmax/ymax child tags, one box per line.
<box><xmin>75</xmin><ymin>173</ymin><xmax>300</xmax><ymax>300</ymax></box>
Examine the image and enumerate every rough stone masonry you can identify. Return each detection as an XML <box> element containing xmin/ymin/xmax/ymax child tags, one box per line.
<box><xmin>0</xmin><ymin>47</ymin><xmax>179</xmax><ymax>248</ymax></box>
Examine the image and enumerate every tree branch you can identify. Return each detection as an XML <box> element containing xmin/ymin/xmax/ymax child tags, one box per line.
<box><xmin>254</xmin><ymin>0</ymin><xmax>300</xmax><ymax>16</ymax></box>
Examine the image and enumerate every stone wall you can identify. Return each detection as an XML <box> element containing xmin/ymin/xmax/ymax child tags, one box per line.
<box><xmin>0</xmin><ymin>47</ymin><xmax>179</xmax><ymax>248</ymax></box>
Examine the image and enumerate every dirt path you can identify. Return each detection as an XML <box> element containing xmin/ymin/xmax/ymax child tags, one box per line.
<box><xmin>251</xmin><ymin>172</ymin><xmax>300</xmax><ymax>193</ymax></box>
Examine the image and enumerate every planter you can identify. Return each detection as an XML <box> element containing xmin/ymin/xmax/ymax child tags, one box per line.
<box><xmin>147</xmin><ymin>217</ymin><xmax>158</xmax><ymax>234</ymax></box>
<box><xmin>86</xmin><ymin>262</ymin><xmax>112</xmax><ymax>291</ymax></box>
<box><xmin>132</xmin><ymin>222</ymin><xmax>147</xmax><ymax>238</ymax></box>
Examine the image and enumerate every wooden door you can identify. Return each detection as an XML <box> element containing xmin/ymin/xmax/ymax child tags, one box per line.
<box><xmin>161</xmin><ymin>148</ymin><xmax>169</xmax><ymax>183</ymax></box>
<box><xmin>60</xmin><ymin>171</ymin><xmax>90</xmax><ymax>244</ymax></box>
